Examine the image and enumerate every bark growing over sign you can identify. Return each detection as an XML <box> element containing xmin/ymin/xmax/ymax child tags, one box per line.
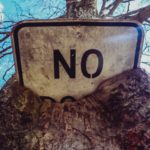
<box><xmin>0</xmin><ymin>69</ymin><xmax>150</xmax><ymax>149</ymax></box>
<box><xmin>0</xmin><ymin>0</ymin><xmax>150</xmax><ymax>83</ymax></box>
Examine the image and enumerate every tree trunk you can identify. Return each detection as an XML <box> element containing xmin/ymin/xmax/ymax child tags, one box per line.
<box><xmin>0</xmin><ymin>69</ymin><xmax>150</xmax><ymax>149</ymax></box>
<box><xmin>66</xmin><ymin>0</ymin><xmax>98</xmax><ymax>18</ymax></box>
<box><xmin>0</xmin><ymin>1</ymin><xmax>150</xmax><ymax>150</ymax></box>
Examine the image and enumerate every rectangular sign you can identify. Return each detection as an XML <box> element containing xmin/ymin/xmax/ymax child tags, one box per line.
<box><xmin>12</xmin><ymin>20</ymin><xmax>143</xmax><ymax>102</ymax></box>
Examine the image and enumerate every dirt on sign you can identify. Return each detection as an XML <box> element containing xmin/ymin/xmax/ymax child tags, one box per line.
<box><xmin>12</xmin><ymin>20</ymin><xmax>143</xmax><ymax>102</ymax></box>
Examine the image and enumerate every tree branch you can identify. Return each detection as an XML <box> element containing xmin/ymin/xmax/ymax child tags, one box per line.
<box><xmin>107</xmin><ymin>0</ymin><xmax>122</xmax><ymax>16</ymax></box>
<box><xmin>2</xmin><ymin>64</ymin><xmax>14</xmax><ymax>82</ymax></box>
<box><xmin>0</xmin><ymin>32</ymin><xmax>11</xmax><ymax>35</ymax></box>
<box><xmin>0</xmin><ymin>46</ymin><xmax>12</xmax><ymax>54</ymax></box>
<box><xmin>0</xmin><ymin>51</ymin><xmax>13</xmax><ymax>59</ymax></box>
<box><xmin>0</xmin><ymin>34</ymin><xmax>11</xmax><ymax>43</ymax></box>
<box><xmin>116</xmin><ymin>5</ymin><xmax>150</xmax><ymax>23</ymax></box>
<box><xmin>141</xmin><ymin>62</ymin><xmax>150</xmax><ymax>66</ymax></box>
<box><xmin>99</xmin><ymin>0</ymin><xmax>107</xmax><ymax>17</ymax></box>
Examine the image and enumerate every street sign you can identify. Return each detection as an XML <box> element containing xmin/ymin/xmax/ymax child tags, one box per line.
<box><xmin>12</xmin><ymin>20</ymin><xmax>143</xmax><ymax>102</ymax></box>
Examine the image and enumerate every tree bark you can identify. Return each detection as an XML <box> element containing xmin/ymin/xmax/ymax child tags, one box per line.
<box><xmin>66</xmin><ymin>0</ymin><xmax>98</xmax><ymax>18</ymax></box>
<box><xmin>0</xmin><ymin>69</ymin><xmax>150</xmax><ymax>150</ymax></box>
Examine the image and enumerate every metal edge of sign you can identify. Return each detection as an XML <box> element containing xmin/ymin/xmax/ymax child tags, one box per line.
<box><xmin>11</xmin><ymin>19</ymin><xmax>143</xmax><ymax>101</ymax></box>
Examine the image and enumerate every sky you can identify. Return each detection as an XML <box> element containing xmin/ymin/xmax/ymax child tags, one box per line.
<box><xmin>0</xmin><ymin>0</ymin><xmax>66</xmax><ymax>22</ymax></box>
<box><xmin>0</xmin><ymin>2</ymin><xmax>3</xmax><ymax>22</ymax></box>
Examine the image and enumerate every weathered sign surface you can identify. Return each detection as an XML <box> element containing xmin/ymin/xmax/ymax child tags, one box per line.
<box><xmin>12</xmin><ymin>20</ymin><xmax>143</xmax><ymax>102</ymax></box>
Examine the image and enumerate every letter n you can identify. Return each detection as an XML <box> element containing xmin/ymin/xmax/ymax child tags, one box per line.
<box><xmin>54</xmin><ymin>49</ymin><xmax>76</xmax><ymax>79</ymax></box>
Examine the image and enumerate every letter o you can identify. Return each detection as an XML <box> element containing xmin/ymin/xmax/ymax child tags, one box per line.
<box><xmin>81</xmin><ymin>49</ymin><xmax>103</xmax><ymax>78</ymax></box>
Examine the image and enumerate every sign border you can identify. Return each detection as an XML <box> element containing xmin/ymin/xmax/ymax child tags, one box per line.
<box><xmin>12</xmin><ymin>20</ymin><xmax>143</xmax><ymax>101</ymax></box>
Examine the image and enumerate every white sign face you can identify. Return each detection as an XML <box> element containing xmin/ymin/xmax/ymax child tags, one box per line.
<box><xmin>12</xmin><ymin>20</ymin><xmax>143</xmax><ymax>102</ymax></box>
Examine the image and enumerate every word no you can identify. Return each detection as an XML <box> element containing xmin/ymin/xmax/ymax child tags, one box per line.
<box><xmin>53</xmin><ymin>49</ymin><xmax>103</xmax><ymax>79</ymax></box>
